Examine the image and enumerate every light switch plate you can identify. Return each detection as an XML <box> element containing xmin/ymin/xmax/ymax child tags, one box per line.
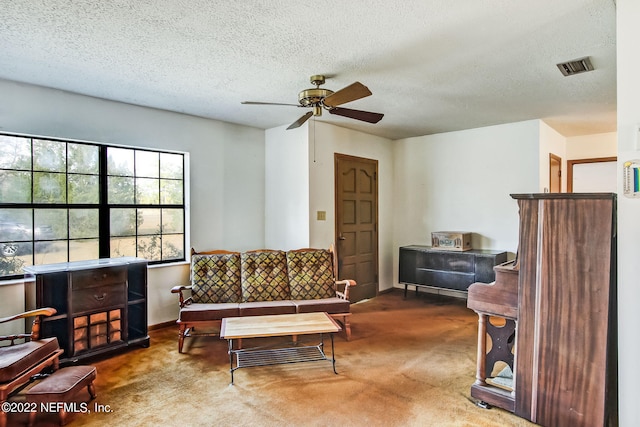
<box><xmin>317</xmin><ymin>211</ymin><xmax>326</xmax><ymax>221</ymax></box>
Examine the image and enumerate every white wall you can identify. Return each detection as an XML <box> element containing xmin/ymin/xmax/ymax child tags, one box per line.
<box><xmin>0</xmin><ymin>79</ymin><xmax>266</xmax><ymax>325</ymax></box>
<box><xmin>539</xmin><ymin>121</ymin><xmax>567</xmax><ymax>192</ymax></box>
<box><xmin>566</xmin><ymin>131</ymin><xmax>617</xmax><ymax>159</ymax></box>
<box><xmin>617</xmin><ymin>1</ymin><xmax>640</xmax><ymax>424</ymax></box>
<box><xmin>392</xmin><ymin>120</ymin><xmax>541</xmax><ymax>289</ymax></box>
<box><xmin>264</xmin><ymin>124</ymin><xmax>310</xmax><ymax>250</ymax></box>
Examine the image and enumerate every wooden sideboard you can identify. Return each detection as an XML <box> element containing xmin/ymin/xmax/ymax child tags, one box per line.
<box><xmin>24</xmin><ymin>257</ymin><xmax>149</xmax><ymax>362</ymax></box>
<box><xmin>399</xmin><ymin>245</ymin><xmax>507</xmax><ymax>296</ymax></box>
<box><xmin>468</xmin><ymin>193</ymin><xmax>617</xmax><ymax>427</ymax></box>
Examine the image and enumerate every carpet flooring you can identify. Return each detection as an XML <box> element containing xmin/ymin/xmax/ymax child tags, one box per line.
<box><xmin>11</xmin><ymin>290</ymin><xmax>537</xmax><ymax>427</ymax></box>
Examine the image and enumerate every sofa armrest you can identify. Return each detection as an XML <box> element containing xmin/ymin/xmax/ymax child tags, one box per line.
<box><xmin>335</xmin><ymin>279</ymin><xmax>356</xmax><ymax>301</ymax></box>
<box><xmin>0</xmin><ymin>307</ymin><xmax>57</xmax><ymax>344</ymax></box>
<box><xmin>171</xmin><ymin>285</ymin><xmax>193</xmax><ymax>308</ymax></box>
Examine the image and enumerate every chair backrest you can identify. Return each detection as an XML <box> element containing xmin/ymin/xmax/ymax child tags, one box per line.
<box><xmin>190</xmin><ymin>251</ymin><xmax>242</xmax><ymax>304</ymax></box>
<box><xmin>240</xmin><ymin>250</ymin><xmax>290</xmax><ymax>302</ymax></box>
<box><xmin>286</xmin><ymin>248</ymin><xmax>336</xmax><ymax>300</ymax></box>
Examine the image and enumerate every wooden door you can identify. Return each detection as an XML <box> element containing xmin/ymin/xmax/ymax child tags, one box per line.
<box><xmin>549</xmin><ymin>153</ymin><xmax>562</xmax><ymax>192</ymax></box>
<box><xmin>335</xmin><ymin>154</ymin><xmax>378</xmax><ymax>302</ymax></box>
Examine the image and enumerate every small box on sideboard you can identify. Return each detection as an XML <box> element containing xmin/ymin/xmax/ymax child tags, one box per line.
<box><xmin>431</xmin><ymin>231</ymin><xmax>472</xmax><ymax>251</ymax></box>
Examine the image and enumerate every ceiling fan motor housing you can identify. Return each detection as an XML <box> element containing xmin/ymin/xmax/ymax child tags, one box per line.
<box><xmin>298</xmin><ymin>88</ymin><xmax>334</xmax><ymax>115</ymax></box>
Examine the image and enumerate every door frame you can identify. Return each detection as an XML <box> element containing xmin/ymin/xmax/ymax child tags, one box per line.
<box><xmin>549</xmin><ymin>153</ymin><xmax>562</xmax><ymax>193</ymax></box>
<box><xmin>334</xmin><ymin>153</ymin><xmax>379</xmax><ymax>299</ymax></box>
<box><xmin>566</xmin><ymin>156</ymin><xmax>617</xmax><ymax>192</ymax></box>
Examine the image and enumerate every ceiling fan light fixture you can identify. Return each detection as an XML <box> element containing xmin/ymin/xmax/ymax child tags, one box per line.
<box><xmin>556</xmin><ymin>56</ymin><xmax>594</xmax><ymax>76</ymax></box>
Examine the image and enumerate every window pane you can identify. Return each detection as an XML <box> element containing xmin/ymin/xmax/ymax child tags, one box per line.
<box><xmin>34</xmin><ymin>209</ymin><xmax>67</xmax><ymax>240</ymax></box>
<box><xmin>136</xmin><ymin>178</ymin><xmax>159</xmax><ymax>204</ymax></box>
<box><xmin>33</xmin><ymin>172</ymin><xmax>66</xmax><ymax>203</ymax></box>
<box><xmin>161</xmin><ymin>208</ymin><xmax>184</xmax><ymax>233</ymax></box>
<box><xmin>137</xmin><ymin>235</ymin><xmax>160</xmax><ymax>260</ymax></box>
<box><xmin>0</xmin><ymin>136</ymin><xmax>31</xmax><ymax>169</ymax></box>
<box><xmin>68</xmin><ymin>143</ymin><xmax>99</xmax><ymax>174</ymax></box>
<box><xmin>0</xmin><ymin>171</ymin><xmax>32</xmax><ymax>203</ymax></box>
<box><xmin>0</xmin><ymin>208</ymin><xmax>32</xmax><ymax>241</ymax></box>
<box><xmin>69</xmin><ymin>209</ymin><xmax>99</xmax><ymax>239</ymax></box>
<box><xmin>70</xmin><ymin>239</ymin><xmax>99</xmax><ymax>262</ymax></box>
<box><xmin>136</xmin><ymin>151</ymin><xmax>159</xmax><ymax>178</ymax></box>
<box><xmin>162</xmin><ymin>234</ymin><xmax>184</xmax><ymax>260</ymax></box>
<box><xmin>110</xmin><ymin>236</ymin><xmax>136</xmax><ymax>257</ymax></box>
<box><xmin>33</xmin><ymin>139</ymin><xmax>66</xmax><ymax>172</ymax></box>
<box><xmin>69</xmin><ymin>174</ymin><xmax>99</xmax><ymax>204</ymax></box>
<box><xmin>108</xmin><ymin>176</ymin><xmax>135</xmax><ymax>204</ymax></box>
<box><xmin>35</xmin><ymin>240</ymin><xmax>67</xmax><ymax>265</ymax></box>
<box><xmin>160</xmin><ymin>179</ymin><xmax>183</xmax><ymax>204</ymax></box>
<box><xmin>137</xmin><ymin>208</ymin><xmax>160</xmax><ymax>235</ymax></box>
<box><xmin>107</xmin><ymin>147</ymin><xmax>134</xmax><ymax>176</ymax></box>
<box><xmin>160</xmin><ymin>153</ymin><xmax>183</xmax><ymax>179</ymax></box>
<box><xmin>110</xmin><ymin>208</ymin><xmax>136</xmax><ymax>237</ymax></box>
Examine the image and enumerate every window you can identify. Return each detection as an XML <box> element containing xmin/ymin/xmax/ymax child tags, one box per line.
<box><xmin>0</xmin><ymin>133</ymin><xmax>185</xmax><ymax>279</ymax></box>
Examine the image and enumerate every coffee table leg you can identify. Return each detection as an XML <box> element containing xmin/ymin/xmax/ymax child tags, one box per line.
<box><xmin>331</xmin><ymin>333</ymin><xmax>337</xmax><ymax>374</ymax></box>
<box><xmin>228</xmin><ymin>339</ymin><xmax>235</xmax><ymax>385</ymax></box>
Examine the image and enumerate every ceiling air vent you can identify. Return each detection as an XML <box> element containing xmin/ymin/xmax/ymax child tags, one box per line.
<box><xmin>556</xmin><ymin>56</ymin><xmax>594</xmax><ymax>76</ymax></box>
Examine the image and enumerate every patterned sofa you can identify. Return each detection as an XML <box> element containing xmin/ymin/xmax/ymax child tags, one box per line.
<box><xmin>170</xmin><ymin>245</ymin><xmax>355</xmax><ymax>353</ymax></box>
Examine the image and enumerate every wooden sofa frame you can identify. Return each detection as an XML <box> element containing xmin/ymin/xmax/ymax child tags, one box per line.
<box><xmin>171</xmin><ymin>245</ymin><xmax>355</xmax><ymax>353</ymax></box>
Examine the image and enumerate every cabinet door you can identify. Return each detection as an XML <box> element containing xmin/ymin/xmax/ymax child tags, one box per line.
<box><xmin>398</xmin><ymin>248</ymin><xmax>417</xmax><ymax>284</ymax></box>
<box><xmin>415</xmin><ymin>268</ymin><xmax>475</xmax><ymax>290</ymax></box>
<box><xmin>474</xmin><ymin>253</ymin><xmax>507</xmax><ymax>283</ymax></box>
<box><xmin>417</xmin><ymin>251</ymin><xmax>474</xmax><ymax>273</ymax></box>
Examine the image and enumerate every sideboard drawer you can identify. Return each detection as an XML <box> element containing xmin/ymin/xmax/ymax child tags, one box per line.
<box><xmin>71</xmin><ymin>267</ymin><xmax>127</xmax><ymax>290</ymax></box>
<box><xmin>73</xmin><ymin>283</ymin><xmax>126</xmax><ymax>312</ymax></box>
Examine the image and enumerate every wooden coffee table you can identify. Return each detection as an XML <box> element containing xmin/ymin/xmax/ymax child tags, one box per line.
<box><xmin>220</xmin><ymin>312</ymin><xmax>341</xmax><ymax>384</ymax></box>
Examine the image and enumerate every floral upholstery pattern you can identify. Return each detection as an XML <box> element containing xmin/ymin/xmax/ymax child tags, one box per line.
<box><xmin>190</xmin><ymin>253</ymin><xmax>242</xmax><ymax>303</ymax></box>
<box><xmin>240</xmin><ymin>251</ymin><xmax>290</xmax><ymax>302</ymax></box>
<box><xmin>287</xmin><ymin>249</ymin><xmax>336</xmax><ymax>300</ymax></box>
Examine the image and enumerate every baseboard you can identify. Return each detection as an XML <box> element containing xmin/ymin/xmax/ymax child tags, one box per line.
<box><xmin>149</xmin><ymin>320</ymin><xmax>177</xmax><ymax>331</ymax></box>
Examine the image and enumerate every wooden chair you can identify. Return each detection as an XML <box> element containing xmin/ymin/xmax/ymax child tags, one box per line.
<box><xmin>0</xmin><ymin>308</ymin><xmax>63</xmax><ymax>427</ymax></box>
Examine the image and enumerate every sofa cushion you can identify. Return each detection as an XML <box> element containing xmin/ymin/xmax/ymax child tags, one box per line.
<box><xmin>238</xmin><ymin>300</ymin><xmax>297</xmax><ymax>316</ymax></box>
<box><xmin>0</xmin><ymin>337</ymin><xmax>59</xmax><ymax>383</ymax></box>
<box><xmin>179</xmin><ymin>303</ymin><xmax>239</xmax><ymax>322</ymax></box>
<box><xmin>240</xmin><ymin>250</ymin><xmax>290</xmax><ymax>302</ymax></box>
<box><xmin>293</xmin><ymin>298</ymin><xmax>350</xmax><ymax>314</ymax></box>
<box><xmin>287</xmin><ymin>249</ymin><xmax>336</xmax><ymax>300</ymax></box>
<box><xmin>191</xmin><ymin>252</ymin><xmax>242</xmax><ymax>303</ymax></box>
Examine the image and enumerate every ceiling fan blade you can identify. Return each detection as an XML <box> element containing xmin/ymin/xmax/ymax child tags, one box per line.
<box><xmin>328</xmin><ymin>107</ymin><xmax>384</xmax><ymax>124</ymax></box>
<box><xmin>322</xmin><ymin>82</ymin><xmax>372</xmax><ymax>107</ymax></box>
<box><xmin>242</xmin><ymin>101</ymin><xmax>301</xmax><ymax>107</ymax></box>
<box><xmin>287</xmin><ymin>111</ymin><xmax>313</xmax><ymax>130</ymax></box>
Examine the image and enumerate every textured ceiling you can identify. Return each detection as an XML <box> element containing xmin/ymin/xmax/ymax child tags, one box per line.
<box><xmin>0</xmin><ymin>0</ymin><xmax>617</xmax><ymax>140</ymax></box>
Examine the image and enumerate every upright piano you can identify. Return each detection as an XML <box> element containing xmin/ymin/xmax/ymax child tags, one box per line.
<box><xmin>466</xmin><ymin>193</ymin><xmax>617</xmax><ymax>427</ymax></box>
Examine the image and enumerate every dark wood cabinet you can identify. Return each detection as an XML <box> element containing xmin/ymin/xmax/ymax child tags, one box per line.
<box><xmin>399</xmin><ymin>245</ymin><xmax>507</xmax><ymax>296</ymax></box>
<box><xmin>24</xmin><ymin>257</ymin><xmax>150</xmax><ymax>362</ymax></box>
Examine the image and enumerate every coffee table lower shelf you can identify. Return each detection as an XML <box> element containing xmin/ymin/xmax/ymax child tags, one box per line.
<box><xmin>229</xmin><ymin>338</ymin><xmax>336</xmax><ymax>384</ymax></box>
<box><xmin>234</xmin><ymin>344</ymin><xmax>328</xmax><ymax>368</ymax></box>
